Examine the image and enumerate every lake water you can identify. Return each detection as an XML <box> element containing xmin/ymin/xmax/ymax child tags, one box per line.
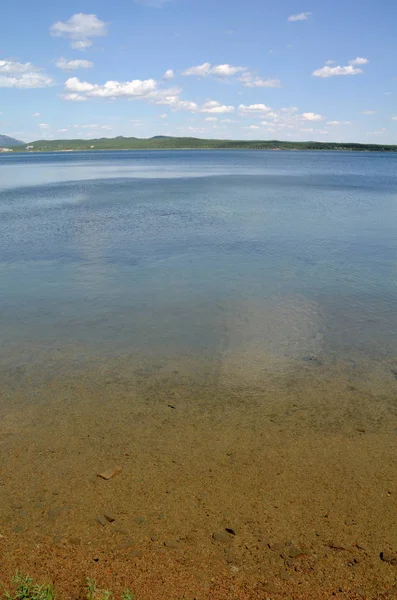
<box><xmin>0</xmin><ymin>150</ymin><xmax>396</xmax><ymax>374</ymax></box>
<box><xmin>1</xmin><ymin>150</ymin><xmax>397</xmax><ymax>596</ymax></box>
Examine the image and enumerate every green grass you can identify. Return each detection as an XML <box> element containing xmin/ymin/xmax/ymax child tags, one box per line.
<box><xmin>1</xmin><ymin>575</ymin><xmax>135</xmax><ymax>600</ymax></box>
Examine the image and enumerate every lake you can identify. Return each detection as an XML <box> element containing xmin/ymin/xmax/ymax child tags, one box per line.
<box><xmin>1</xmin><ymin>149</ymin><xmax>397</xmax><ymax>597</ymax></box>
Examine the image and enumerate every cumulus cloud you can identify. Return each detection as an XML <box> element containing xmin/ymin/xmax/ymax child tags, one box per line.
<box><xmin>38</xmin><ymin>123</ymin><xmax>49</xmax><ymax>129</ymax></box>
<box><xmin>238</xmin><ymin>103</ymin><xmax>272</xmax><ymax>114</ymax></box>
<box><xmin>62</xmin><ymin>93</ymin><xmax>87</xmax><ymax>101</ymax></box>
<box><xmin>56</xmin><ymin>57</ymin><xmax>93</xmax><ymax>70</ymax></box>
<box><xmin>0</xmin><ymin>59</ymin><xmax>53</xmax><ymax>88</ymax></box>
<box><xmin>32</xmin><ymin>112</ymin><xmax>40</xmax><ymax>117</ymax></box>
<box><xmin>50</xmin><ymin>13</ymin><xmax>108</xmax><ymax>50</ymax></box>
<box><xmin>199</xmin><ymin>100</ymin><xmax>234</xmax><ymax>114</ymax></box>
<box><xmin>205</xmin><ymin>117</ymin><xmax>218</xmax><ymax>122</ymax></box>
<box><xmin>327</xmin><ymin>120</ymin><xmax>351</xmax><ymax>125</ymax></box>
<box><xmin>62</xmin><ymin>75</ymin><xmax>234</xmax><ymax>116</ymax></box>
<box><xmin>181</xmin><ymin>62</ymin><xmax>281</xmax><ymax>89</ymax></box>
<box><xmin>288</xmin><ymin>12</ymin><xmax>312</xmax><ymax>21</ymax></box>
<box><xmin>349</xmin><ymin>57</ymin><xmax>369</xmax><ymax>65</ymax></box>
<box><xmin>163</xmin><ymin>69</ymin><xmax>174</xmax><ymax>80</ymax></box>
<box><xmin>313</xmin><ymin>58</ymin><xmax>368</xmax><ymax>78</ymax></box>
<box><xmin>301</xmin><ymin>112</ymin><xmax>324</xmax><ymax>121</ymax></box>
<box><xmin>56</xmin><ymin>128</ymin><xmax>68</xmax><ymax>132</ymax></box>
<box><xmin>392</xmin><ymin>116</ymin><xmax>397</xmax><ymax>121</ymax></box>
<box><xmin>64</xmin><ymin>76</ymin><xmax>157</xmax><ymax>98</ymax></box>
<box><xmin>239</xmin><ymin>72</ymin><xmax>281</xmax><ymax>88</ymax></box>
<box><xmin>182</xmin><ymin>62</ymin><xmax>246</xmax><ymax>78</ymax></box>
<box><xmin>361</xmin><ymin>110</ymin><xmax>376</xmax><ymax>115</ymax></box>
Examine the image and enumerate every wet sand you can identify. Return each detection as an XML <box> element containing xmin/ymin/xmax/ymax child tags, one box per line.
<box><xmin>1</xmin><ymin>354</ymin><xmax>397</xmax><ymax>599</ymax></box>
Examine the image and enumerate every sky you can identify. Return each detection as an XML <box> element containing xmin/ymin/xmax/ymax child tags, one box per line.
<box><xmin>1</xmin><ymin>0</ymin><xmax>397</xmax><ymax>143</ymax></box>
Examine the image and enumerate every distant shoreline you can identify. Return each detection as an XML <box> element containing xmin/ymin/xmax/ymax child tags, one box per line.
<box><xmin>2</xmin><ymin>136</ymin><xmax>397</xmax><ymax>154</ymax></box>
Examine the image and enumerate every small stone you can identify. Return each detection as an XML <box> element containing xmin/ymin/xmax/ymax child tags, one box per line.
<box><xmin>96</xmin><ymin>515</ymin><xmax>107</xmax><ymax>527</ymax></box>
<box><xmin>69</xmin><ymin>536</ymin><xmax>81</xmax><ymax>545</ymax></box>
<box><xmin>288</xmin><ymin>546</ymin><xmax>305</xmax><ymax>558</ymax></box>
<box><xmin>104</xmin><ymin>513</ymin><xmax>115</xmax><ymax>523</ymax></box>
<box><xmin>345</xmin><ymin>519</ymin><xmax>356</xmax><ymax>526</ymax></box>
<box><xmin>135</xmin><ymin>516</ymin><xmax>145</xmax><ymax>525</ymax></box>
<box><xmin>117</xmin><ymin>539</ymin><xmax>134</xmax><ymax>550</ymax></box>
<box><xmin>212</xmin><ymin>532</ymin><xmax>230</xmax><ymax>543</ymax></box>
<box><xmin>113</xmin><ymin>527</ymin><xmax>128</xmax><ymax>535</ymax></box>
<box><xmin>225</xmin><ymin>528</ymin><xmax>236</xmax><ymax>536</ymax></box>
<box><xmin>150</xmin><ymin>535</ymin><xmax>158</xmax><ymax>542</ymax></box>
<box><xmin>130</xmin><ymin>550</ymin><xmax>143</xmax><ymax>558</ymax></box>
<box><xmin>164</xmin><ymin>540</ymin><xmax>179</xmax><ymax>549</ymax></box>
<box><xmin>97</xmin><ymin>465</ymin><xmax>122</xmax><ymax>480</ymax></box>
<box><xmin>270</xmin><ymin>542</ymin><xmax>285</xmax><ymax>555</ymax></box>
<box><xmin>380</xmin><ymin>551</ymin><xmax>397</xmax><ymax>564</ymax></box>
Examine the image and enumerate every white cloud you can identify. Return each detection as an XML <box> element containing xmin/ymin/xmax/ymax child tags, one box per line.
<box><xmin>160</xmin><ymin>113</ymin><xmax>168</xmax><ymax>118</ymax></box>
<box><xmin>181</xmin><ymin>62</ymin><xmax>245</xmax><ymax>78</ymax></box>
<box><xmin>182</xmin><ymin>62</ymin><xmax>211</xmax><ymax>76</ymax></box>
<box><xmin>361</xmin><ymin>110</ymin><xmax>376</xmax><ymax>115</ymax></box>
<box><xmin>238</xmin><ymin>103</ymin><xmax>272</xmax><ymax>114</ymax></box>
<box><xmin>246</xmin><ymin>125</ymin><xmax>260</xmax><ymax>129</ymax></box>
<box><xmin>199</xmin><ymin>100</ymin><xmax>234</xmax><ymax>114</ymax></box>
<box><xmin>301</xmin><ymin>112</ymin><xmax>324</xmax><ymax>121</ymax></box>
<box><xmin>392</xmin><ymin>116</ymin><xmax>397</xmax><ymax>121</ymax></box>
<box><xmin>56</xmin><ymin>128</ymin><xmax>68</xmax><ymax>132</ymax></box>
<box><xmin>312</xmin><ymin>63</ymin><xmax>364</xmax><ymax>78</ymax></box>
<box><xmin>325</xmin><ymin>60</ymin><xmax>336</xmax><ymax>65</ymax></box>
<box><xmin>73</xmin><ymin>123</ymin><xmax>112</xmax><ymax>130</ymax></box>
<box><xmin>288</xmin><ymin>12</ymin><xmax>312</xmax><ymax>21</ymax></box>
<box><xmin>327</xmin><ymin>120</ymin><xmax>351</xmax><ymax>125</ymax></box>
<box><xmin>62</xmin><ymin>93</ymin><xmax>87</xmax><ymax>101</ymax></box>
<box><xmin>210</xmin><ymin>64</ymin><xmax>246</xmax><ymax>77</ymax></box>
<box><xmin>239</xmin><ymin>72</ymin><xmax>281</xmax><ymax>88</ymax></box>
<box><xmin>163</xmin><ymin>69</ymin><xmax>174</xmax><ymax>80</ymax></box>
<box><xmin>56</xmin><ymin>57</ymin><xmax>93</xmax><ymax>71</ymax></box>
<box><xmin>64</xmin><ymin>76</ymin><xmax>157</xmax><ymax>98</ymax></box>
<box><xmin>205</xmin><ymin>117</ymin><xmax>218</xmax><ymax>122</ymax></box>
<box><xmin>71</xmin><ymin>40</ymin><xmax>93</xmax><ymax>50</ymax></box>
<box><xmin>0</xmin><ymin>59</ymin><xmax>53</xmax><ymax>88</ymax></box>
<box><xmin>62</xmin><ymin>75</ymin><xmax>236</xmax><ymax>116</ymax></box>
<box><xmin>349</xmin><ymin>57</ymin><xmax>369</xmax><ymax>66</ymax></box>
<box><xmin>32</xmin><ymin>112</ymin><xmax>40</xmax><ymax>117</ymax></box>
<box><xmin>38</xmin><ymin>123</ymin><xmax>49</xmax><ymax>129</ymax></box>
<box><xmin>50</xmin><ymin>13</ymin><xmax>108</xmax><ymax>50</ymax></box>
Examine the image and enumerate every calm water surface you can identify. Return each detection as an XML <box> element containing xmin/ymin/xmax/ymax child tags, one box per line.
<box><xmin>0</xmin><ymin>149</ymin><xmax>396</xmax><ymax>378</ymax></box>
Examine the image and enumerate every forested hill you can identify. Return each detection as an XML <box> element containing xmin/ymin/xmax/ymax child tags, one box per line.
<box><xmin>13</xmin><ymin>135</ymin><xmax>397</xmax><ymax>152</ymax></box>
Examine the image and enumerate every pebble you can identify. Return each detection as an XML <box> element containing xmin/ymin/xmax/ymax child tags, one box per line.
<box><xmin>135</xmin><ymin>516</ymin><xmax>145</xmax><ymax>525</ymax></box>
<box><xmin>97</xmin><ymin>465</ymin><xmax>122</xmax><ymax>480</ymax></box>
<box><xmin>104</xmin><ymin>513</ymin><xmax>115</xmax><ymax>523</ymax></box>
<box><xmin>164</xmin><ymin>540</ymin><xmax>179</xmax><ymax>549</ymax></box>
<box><xmin>270</xmin><ymin>542</ymin><xmax>285</xmax><ymax>555</ymax></box>
<box><xmin>96</xmin><ymin>515</ymin><xmax>107</xmax><ymax>527</ymax></box>
<box><xmin>212</xmin><ymin>532</ymin><xmax>230</xmax><ymax>543</ymax></box>
<box><xmin>345</xmin><ymin>519</ymin><xmax>356</xmax><ymax>526</ymax></box>
<box><xmin>69</xmin><ymin>536</ymin><xmax>81</xmax><ymax>546</ymax></box>
<box><xmin>380</xmin><ymin>551</ymin><xmax>397</xmax><ymax>565</ymax></box>
<box><xmin>225</xmin><ymin>527</ymin><xmax>237</xmax><ymax>536</ymax></box>
<box><xmin>288</xmin><ymin>546</ymin><xmax>305</xmax><ymax>558</ymax></box>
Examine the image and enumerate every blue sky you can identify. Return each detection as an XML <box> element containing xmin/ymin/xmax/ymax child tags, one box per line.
<box><xmin>1</xmin><ymin>0</ymin><xmax>397</xmax><ymax>143</ymax></box>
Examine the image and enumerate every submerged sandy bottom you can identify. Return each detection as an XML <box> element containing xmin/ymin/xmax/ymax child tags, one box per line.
<box><xmin>1</xmin><ymin>353</ymin><xmax>397</xmax><ymax>599</ymax></box>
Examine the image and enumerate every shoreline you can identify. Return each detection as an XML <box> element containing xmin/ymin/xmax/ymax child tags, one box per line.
<box><xmin>1</xmin><ymin>355</ymin><xmax>397</xmax><ymax>599</ymax></box>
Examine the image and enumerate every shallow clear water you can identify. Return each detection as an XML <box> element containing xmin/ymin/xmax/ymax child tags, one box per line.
<box><xmin>0</xmin><ymin>149</ymin><xmax>396</xmax><ymax>374</ymax></box>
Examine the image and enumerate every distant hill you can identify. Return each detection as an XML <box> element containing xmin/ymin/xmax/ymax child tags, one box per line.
<box><xmin>15</xmin><ymin>136</ymin><xmax>397</xmax><ymax>153</ymax></box>
<box><xmin>0</xmin><ymin>134</ymin><xmax>24</xmax><ymax>147</ymax></box>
